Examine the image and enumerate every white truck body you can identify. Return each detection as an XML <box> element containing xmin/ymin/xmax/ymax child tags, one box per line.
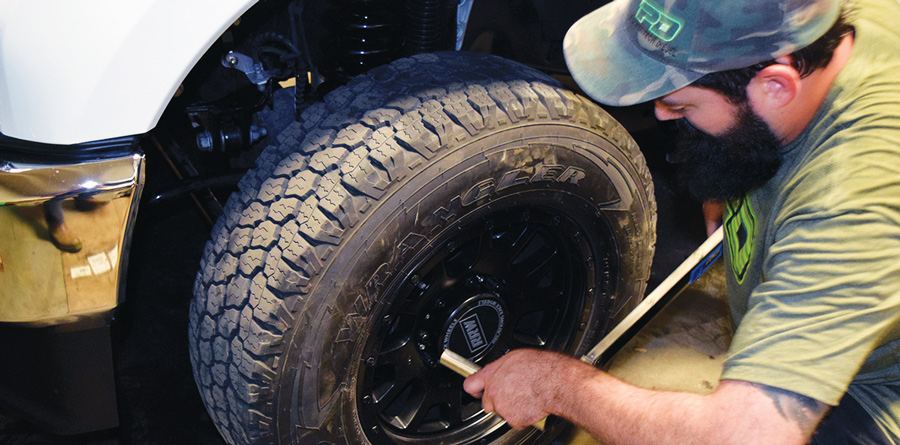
<box><xmin>0</xmin><ymin>0</ymin><xmax>256</xmax><ymax>145</ymax></box>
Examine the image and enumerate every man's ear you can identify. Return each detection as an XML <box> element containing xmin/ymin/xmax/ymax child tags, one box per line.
<box><xmin>748</xmin><ymin>60</ymin><xmax>800</xmax><ymax>109</ymax></box>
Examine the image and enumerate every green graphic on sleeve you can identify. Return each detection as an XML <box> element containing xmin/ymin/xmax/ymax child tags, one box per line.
<box><xmin>724</xmin><ymin>198</ymin><xmax>757</xmax><ymax>284</ymax></box>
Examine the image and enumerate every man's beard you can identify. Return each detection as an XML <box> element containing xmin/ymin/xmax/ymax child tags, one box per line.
<box><xmin>669</xmin><ymin>105</ymin><xmax>784</xmax><ymax>202</ymax></box>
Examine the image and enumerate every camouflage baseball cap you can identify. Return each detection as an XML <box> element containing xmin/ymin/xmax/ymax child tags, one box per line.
<box><xmin>563</xmin><ymin>0</ymin><xmax>840</xmax><ymax>106</ymax></box>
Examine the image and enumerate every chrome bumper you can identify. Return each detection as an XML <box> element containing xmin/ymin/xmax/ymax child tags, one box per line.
<box><xmin>0</xmin><ymin>139</ymin><xmax>144</xmax><ymax>326</ymax></box>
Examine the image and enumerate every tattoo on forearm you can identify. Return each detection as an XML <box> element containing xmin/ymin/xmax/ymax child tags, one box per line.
<box><xmin>752</xmin><ymin>383</ymin><xmax>828</xmax><ymax>433</ymax></box>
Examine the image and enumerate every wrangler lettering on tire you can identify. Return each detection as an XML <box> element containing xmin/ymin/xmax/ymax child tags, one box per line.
<box><xmin>462</xmin><ymin>164</ymin><xmax>587</xmax><ymax>206</ymax></box>
<box><xmin>189</xmin><ymin>52</ymin><xmax>656</xmax><ymax>445</ymax></box>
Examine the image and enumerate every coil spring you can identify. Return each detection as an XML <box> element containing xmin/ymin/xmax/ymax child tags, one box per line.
<box><xmin>327</xmin><ymin>0</ymin><xmax>403</xmax><ymax>79</ymax></box>
<box><xmin>404</xmin><ymin>0</ymin><xmax>447</xmax><ymax>54</ymax></box>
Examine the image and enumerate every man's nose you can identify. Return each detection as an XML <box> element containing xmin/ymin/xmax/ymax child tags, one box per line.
<box><xmin>654</xmin><ymin>101</ymin><xmax>679</xmax><ymax>121</ymax></box>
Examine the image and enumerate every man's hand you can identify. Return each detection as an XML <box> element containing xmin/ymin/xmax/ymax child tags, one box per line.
<box><xmin>463</xmin><ymin>349</ymin><xmax>596</xmax><ymax>429</ymax></box>
<box><xmin>463</xmin><ymin>349</ymin><xmax>830</xmax><ymax>444</ymax></box>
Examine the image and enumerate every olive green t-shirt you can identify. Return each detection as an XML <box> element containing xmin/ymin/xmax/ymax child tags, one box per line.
<box><xmin>719</xmin><ymin>0</ymin><xmax>900</xmax><ymax>440</ymax></box>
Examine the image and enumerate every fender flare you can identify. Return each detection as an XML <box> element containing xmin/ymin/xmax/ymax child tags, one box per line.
<box><xmin>0</xmin><ymin>0</ymin><xmax>257</xmax><ymax>144</ymax></box>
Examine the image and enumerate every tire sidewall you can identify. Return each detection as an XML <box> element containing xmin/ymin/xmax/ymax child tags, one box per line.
<box><xmin>277</xmin><ymin>119</ymin><xmax>652</xmax><ymax>444</ymax></box>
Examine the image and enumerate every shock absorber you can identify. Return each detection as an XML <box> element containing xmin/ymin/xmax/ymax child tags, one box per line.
<box><xmin>324</xmin><ymin>0</ymin><xmax>403</xmax><ymax>80</ymax></box>
<box><xmin>404</xmin><ymin>0</ymin><xmax>458</xmax><ymax>55</ymax></box>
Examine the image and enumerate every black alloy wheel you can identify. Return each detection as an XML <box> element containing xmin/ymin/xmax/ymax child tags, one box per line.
<box><xmin>357</xmin><ymin>200</ymin><xmax>616</xmax><ymax>443</ymax></box>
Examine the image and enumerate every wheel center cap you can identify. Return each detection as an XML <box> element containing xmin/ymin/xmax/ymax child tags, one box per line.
<box><xmin>442</xmin><ymin>294</ymin><xmax>506</xmax><ymax>361</ymax></box>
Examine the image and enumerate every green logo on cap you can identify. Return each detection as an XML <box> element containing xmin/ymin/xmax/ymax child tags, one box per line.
<box><xmin>635</xmin><ymin>1</ymin><xmax>682</xmax><ymax>42</ymax></box>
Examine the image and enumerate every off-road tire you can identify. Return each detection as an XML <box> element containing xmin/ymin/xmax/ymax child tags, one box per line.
<box><xmin>189</xmin><ymin>51</ymin><xmax>656</xmax><ymax>445</ymax></box>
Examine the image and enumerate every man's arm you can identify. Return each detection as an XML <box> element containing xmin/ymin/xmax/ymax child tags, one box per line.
<box><xmin>703</xmin><ymin>200</ymin><xmax>725</xmax><ymax>236</ymax></box>
<box><xmin>463</xmin><ymin>349</ymin><xmax>830</xmax><ymax>445</ymax></box>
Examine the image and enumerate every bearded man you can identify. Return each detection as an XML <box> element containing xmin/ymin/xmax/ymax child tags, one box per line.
<box><xmin>463</xmin><ymin>0</ymin><xmax>900</xmax><ymax>443</ymax></box>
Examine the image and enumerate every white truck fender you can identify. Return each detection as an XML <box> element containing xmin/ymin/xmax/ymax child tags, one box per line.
<box><xmin>0</xmin><ymin>0</ymin><xmax>257</xmax><ymax>145</ymax></box>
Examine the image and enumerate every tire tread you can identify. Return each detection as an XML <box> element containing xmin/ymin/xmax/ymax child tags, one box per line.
<box><xmin>189</xmin><ymin>52</ymin><xmax>656</xmax><ymax>444</ymax></box>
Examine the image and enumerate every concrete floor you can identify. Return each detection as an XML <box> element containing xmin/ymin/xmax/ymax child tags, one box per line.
<box><xmin>560</xmin><ymin>261</ymin><xmax>731</xmax><ymax>445</ymax></box>
<box><xmin>608</xmin><ymin>262</ymin><xmax>731</xmax><ymax>395</ymax></box>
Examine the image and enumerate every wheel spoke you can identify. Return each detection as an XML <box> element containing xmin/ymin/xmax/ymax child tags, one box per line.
<box><xmin>377</xmin><ymin>341</ymin><xmax>427</xmax><ymax>386</ymax></box>
<box><xmin>403</xmin><ymin>370</ymin><xmax>483</xmax><ymax>433</ymax></box>
<box><xmin>372</xmin><ymin>342</ymin><xmax>431</xmax><ymax>429</ymax></box>
<box><xmin>509</xmin><ymin>306</ymin><xmax>562</xmax><ymax>347</ymax></box>
<box><xmin>379</xmin><ymin>312</ymin><xmax>417</xmax><ymax>354</ymax></box>
<box><xmin>508</xmin><ymin>227</ymin><xmax>560</xmax><ymax>280</ymax></box>
<box><xmin>371</xmin><ymin>351</ymin><xmax>471</xmax><ymax>433</ymax></box>
<box><xmin>443</xmin><ymin>233</ymin><xmax>505</xmax><ymax>279</ymax></box>
<box><xmin>443</xmin><ymin>235</ymin><xmax>483</xmax><ymax>278</ymax></box>
<box><xmin>508</xmin><ymin>260</ymin><xmax>562</xmax><ymax>302</ymax></box>
<box><xmin>358</xmin><ymin>207</ymin><xmax>606</xmax><ymax>442</ymax></box>
<box><xmin>468</xmin><ymin>223</ymin><xmax>556</xmax><ymax>279</ymax></box>
<box><xmin>378</xmin><ymin>378</ymin><xmax>427</xmax><ymax>430</ymax></box>
<box><xmin>506</xmin><ymin>274</ymin><xmax>569</xmax><ymax>348</ymax></box>
<box><xmin>506</xmin><ymin>262</ymin><xmax>568</xmax><ymax>315</ymax></box>
<box><xmin>402</xmin><ymin>379</ymin><xmax>455</xmax><ymax>433</ymax></box>
<box><xmin>407</xmin><ymin>403</ymin><xmax>451</xmax><ymax>433</ymax></box>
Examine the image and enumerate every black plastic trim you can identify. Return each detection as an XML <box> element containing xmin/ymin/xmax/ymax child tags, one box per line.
<box><xmin>0</xmin><ymin>133</ymin><xmax>141</xmax><ymax>165</ymax></box>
